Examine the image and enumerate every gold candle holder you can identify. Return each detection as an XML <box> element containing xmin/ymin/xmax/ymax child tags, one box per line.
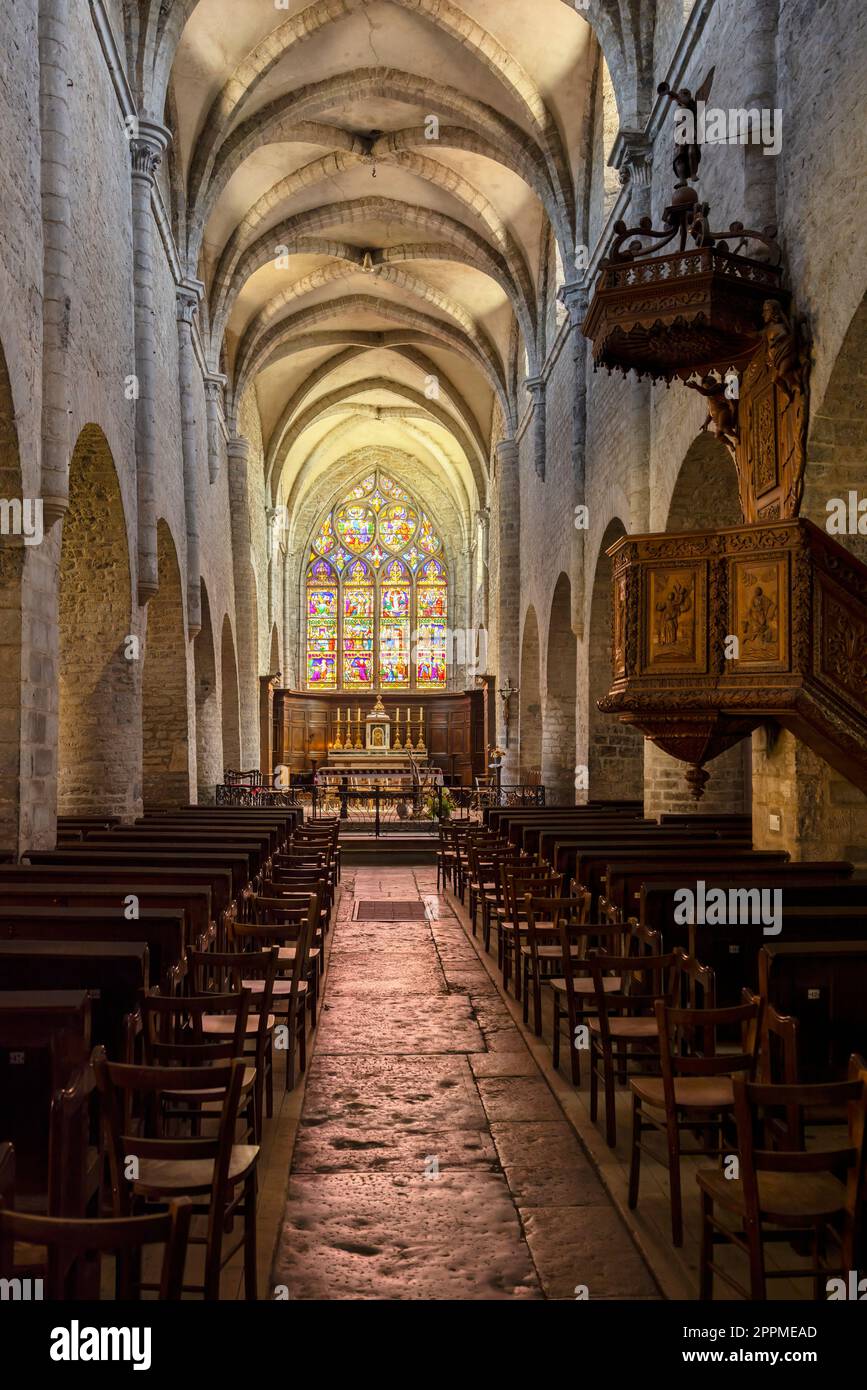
<box><xmin>355</xmin><ymin>706</ymin><xmax>363</xmax><ymax>749</ymax></box>
<box><xmin>393</xmin><ymin>707</ymin><xmax>402</xmax><ymax>750</ymax></box>
<box><xmin>333</xmin><ymin>706</ymin><xmax>343</xmax><ymax>750</ymax></box>
<box><xmin>415</xmin><ymin>705</ymin><xmax>426</xmax><ymax>750</ymax></box>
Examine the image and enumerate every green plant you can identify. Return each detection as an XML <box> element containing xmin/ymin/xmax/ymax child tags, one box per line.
<box><xmin>422</xmin><ymin>788</ymin><xmax>455</xmax><ymax>820</ymax></box>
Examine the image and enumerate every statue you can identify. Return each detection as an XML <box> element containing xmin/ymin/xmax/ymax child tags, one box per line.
<box><xmin>761</xmin><ymin>299</ymin><xmax>807</xmax><ymax>410</ymax></box>
<box><xmin>657</xmin><ymin>67</ymin><xmax>715</xmax><ymax>186</ymax></box>
<box><xmin>686</xmin><ymin>372</ymin><xmax>739</xmax><ymax>451</ymax></box>
<box><xmin>655</xmin><ymin>582</ymin><xmax>692</xmax><ymax>648</ymax></box>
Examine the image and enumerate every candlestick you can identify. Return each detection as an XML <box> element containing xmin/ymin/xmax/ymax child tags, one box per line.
<box><xmin>393</xmin><ymin>707</ymin><xmax>402</xmax><ymax>750</ymax></box>
<box><xmin>355</xmin><ymin>707</ymin><xmax>363</xmax><ymax>749</ymax></box>
<box><xmin>333</xmin><ymin>706</ymin><xmax>342</xmax><ymax>750</ymax></box>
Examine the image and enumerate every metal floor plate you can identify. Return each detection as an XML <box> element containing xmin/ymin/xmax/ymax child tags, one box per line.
<box><xmin>353</xmin><ymin>900</ymin><xmax>429</xmax><ymax>921</ymax></box>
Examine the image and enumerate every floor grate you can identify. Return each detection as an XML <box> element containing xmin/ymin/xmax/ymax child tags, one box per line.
<box><xmin>353</xmin><ymin>900</ymin><xmax>429</xmax><ymax>921</ymax></box>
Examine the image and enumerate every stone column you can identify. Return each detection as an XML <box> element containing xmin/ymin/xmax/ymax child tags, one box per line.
<box><xmin>176</xmin><ymin>279</ymin><xmax>204</xmax><ymax>638</ymax></box>
<box><xmin>283</xmin><ymin>547</ymin><xmax>297</xmax><ymax>689</ymax></box>
<box><xmin>39</xmin><ymin>0</ymin><xmax>72</xmax><ymax>527</ymax></box>
<box><xmin>495</xmin><ymin>438</ymin><xmax>520</xmax><ymax>777</ymax></box>
<box><xmin>130</xmin><ymin>121</ymin><xmax>171</xmax><ymax>605</ymax></box>
<box><xmin>203</xmin><ymin>373</ymin><xmax>227</xmax><ymax>484</ymax></box>
<box><xmin>475</xmin><ymin>505</ymin><xmax>490</xmax><ymax>629</ymax></box>
<box><xmin>560</xmin><ymin>282</ymin><xmax>590</xmax><ymax>636</ymax></box>
<box><xmin>524</xmin><ymin>375</ymin><xmax>547</xmax><ymax>480</ymax></box>
<box><xmin>226</xmin><ymin>435</ymin><xmax>260</xmax><ymax>768</ymax></box>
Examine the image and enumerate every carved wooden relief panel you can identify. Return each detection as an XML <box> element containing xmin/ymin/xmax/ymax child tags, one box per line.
<box><xmin>645</xmin><ymin>564</ymin><xmax>705</xmax><ymax>673</ymax></box>
<box><xmin>731</xmin><ymin>557</ymin><xmax>788</xmax><ymax>670</ymax></box>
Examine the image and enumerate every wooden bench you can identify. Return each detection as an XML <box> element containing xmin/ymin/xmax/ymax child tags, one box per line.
<box><xmin>0</xmin><ymin>990</ymin><xmax>91</xmax><ymax>1200</ymax></box>
<box><xmin>78</xmin><ymin>832</ymin><xmax>268</xmax><ymax>882</ymax></box>
<box><xmin>0</xmin><ymin>865</ymin><xmax>225</xmax><ymax>943</ymax></box>
<box><xmin>0</xmin><ymin>940</ymin><xmax>148</xmax><ymax>1060</ymax></box>
<box><xmin>25</xmin><ymin>850</ymin><xmax>249</xmax><ymax>909</ymax></box>
<box><xmin>760</xmin><ymin>940</ymin><xmax>867</xmax><ymax>1080</ymax></box>
<box><xmin>0</xmin><ymin>906</ymin><xmax>186</xmax><ymax>994</ymax></box>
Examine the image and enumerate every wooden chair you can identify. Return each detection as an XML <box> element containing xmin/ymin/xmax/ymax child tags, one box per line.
<box><xmin>94</xmin><ymin>1050</ymin><xmax>259</xmax><ymax>1300</ymax></box>
<box><xmin>743</xmin><ymin>988</ymin><xmax>800</xmax><ymax>1149</ymax></box>
<box><xmin>696</xmin><ymin>1070</ymin><xmax>867</xmax><ymax>1300</ymax></box>
<box><xmin>0</xmin><ymin>1195</ymin><xmax>193</xmax><ymax>1300</ymax></box>
<box><xmin>184</xmin><ymin>950</ymin><xmax>277</xmax><ymax>1145</ymax></box>
<box><xmin>628</xmin><ymin>992</ymin><xmax>762</xmax><ymax>1247</ymax></box>
<box><xmin>231</xmin><ymin>893</ymin><xmax>317</xmax><ymax>1090</ymax></box>
<box><xmin>587</xmin><ymin>949</ymin><xmax>681</xmax><ymax>1147</ymax></box>
<box><xmin>499</xmin><ymin>865</ymin><xmax>562</xmax><ymax>997</ymax></box>
<box><xmin>550</xmin><ymin>921</ymin><xmax>630</xmax><ymax>1084</ymax></box>
<box><xmin>521</xmin><ymin>890</ymin><xmax>590</xmax><ymax>1034</ymax></box>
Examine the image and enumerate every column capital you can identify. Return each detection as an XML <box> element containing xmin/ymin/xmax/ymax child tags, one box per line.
<box><xmin>130</xmin><ymin>119</ymin><xmax>171</xmax><ymax>183</ymax></box>
<box><xmin>614</xmin><ymin>127</ymin><xmax>653</xmax><ymax>189</ymax></box>
<box><xmin>475</xmin><ymin>505</ymin><xmax>491</xmax><ymax>530</ymax></box>
<box><xmin>524</xmin><ymin>374</ymin><xmax>546</xmax><ymax>401</ymax></box>
<box><xmin>176</xmin><ymin>277</ymin><xmax>204</xmax><ymax>324</ymax></box>
<box><xmin>204</xmin><ymin>371</ymin><xmax>228</xmax><ymax>402</ymax></box>
<box><xmin>559</xmin><ymin>279</ymin><xmax>590</xmax><ymax>323</ymax></box>
<box><xmin>226</xmin><ymin>434</ymin><xmax>251</xmax><ymax>464</ymax></box>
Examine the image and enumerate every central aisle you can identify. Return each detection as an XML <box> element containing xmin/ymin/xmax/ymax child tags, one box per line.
<box><xmin>272</xmin><ymin>866</ymin><xmax>659</xmax><ymax>1299</ymax></box>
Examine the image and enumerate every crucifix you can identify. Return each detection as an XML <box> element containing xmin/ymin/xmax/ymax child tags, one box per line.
<box><xmin>499</xmin><ymin>677</ymin><xmax>518</xmax><ymax>748</ymax></box>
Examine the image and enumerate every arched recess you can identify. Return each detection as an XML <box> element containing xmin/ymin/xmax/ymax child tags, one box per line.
<box><xmin>803</xmin><ymin>290</ymin><xmax>867</xmax><ymax>564</ymax></box>
<box><xmin>542</xmin><ymin>574</ymin><xmax>577</xmax><ymax>803</ymax></box>
<box><xmin>0</xmin><ymin>343</ymin><xmax>23</xmax><ymax>851</ymax></box>
<box><xmin>645</xmin><ymin>434</ymin><xmax>748</xmax><ymax>816</ymax></box>
<box><xmin>519</xmin><ymin>606</ymin><xmax>542</xmax><ymax>781</ymax></box>
<box><xmin>142</xmin><ymin>522</ymin><xmax>191</xmax><ymax>806</ymax></box>
<box><xmin>588</xmin><ymin>519</ymin><xmax>644</xmax><ymax>802</ymax></box>
<box><xmin>220</xmin><ymin>614</ymin><xmax>242</xmax><ymax>772</ymax></box>
<box><xmin>59</xmin><ymin>426</ymin><xmax>137</xmax><ymax>819</ymax></box>
<box><xmin>194</xmin><ymin>581</ymin><xmax>221</xmax><ymax>803</ymax></box>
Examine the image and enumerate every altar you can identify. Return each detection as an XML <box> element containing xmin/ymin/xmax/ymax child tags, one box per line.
<box><xmin>321</xmin><ymin>695</ymin><xmax>440</xmax><ymax>785</ymax></box>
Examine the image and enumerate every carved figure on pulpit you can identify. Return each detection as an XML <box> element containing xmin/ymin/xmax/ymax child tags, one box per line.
<box><xmin>742</xmin><ymin>585</ymin><xmax>777</xmax><ymax>649</ymax></box>
<box><xmin>761</xmin><ymin>299</ymin><xmax>807</xmax><ymax>410</ymax></box>
<box><xmin>655</xmin><ymin>583</ymin><xmax>692</xmax><ymax>647</ymax></box>
<box><xmin>686</xmin><ymin>373</ymin><xmax>739</xmax><ymax>452</ymax></box>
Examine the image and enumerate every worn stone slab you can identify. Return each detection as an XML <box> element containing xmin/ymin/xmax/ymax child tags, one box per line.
<box><xmin>292</xmin><ymin>1124</ymin><xmax>498</xmax><ymax>1173</ymax></box>
<box><xmin>469</xmin><ymin>1048</ymin><xmax>537</xmax><ymax>1078</ymax></box>
<box><xmin>476</xmin><ymin>1075</ymin><xmax>564</xmax><ymax>1123</ymax></box>
<box><xmin>325</xmin><ymin>956</ymin><xmax>445</xmax><ymax>995</ymax></box>
<box><xmin>521</xmin><ymin>1206</ymin><xmax>660</xmax><ymax>1300</ymax></box>
<box><xmin>315</xmin><ymin>993</ymin><xmax>485</xmax><ymax>1054</ymax></box>
<box><xmin>303</xmin><ymin>1054</ymin><xmax>486</xmax><ymax>1131</ymax></box>
<box><xmin>272</xmin><ymin>1172</ymin><xmax>542</xmax><ymax>1300</ymax></box>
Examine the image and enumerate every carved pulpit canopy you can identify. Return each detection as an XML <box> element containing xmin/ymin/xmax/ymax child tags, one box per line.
<box><xmin>582</xmin><ymin>75</ymin><xmax>809</xmax><ymax>527</ymax></box>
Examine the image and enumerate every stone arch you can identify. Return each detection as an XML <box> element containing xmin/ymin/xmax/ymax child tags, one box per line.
<box><xmin>142</xmin><ymin>522</ymin><xmax>191</xmax><ymax>805</ymax></box>
<box><xmin>194</xmin><ymin>581</ymin><xmax>221</xmax><ymax>803</ymax></box>
<box><xmin>804</xmin><ymin>290</ymin><xmax>867</xmax><ymax>563</ymax></box>
<box><xmin>519</xmin><ymin>606</ymin><xmax>542</xmax><ymax>781</ymax></box>
<box><xmin>58</xmin><ymin>426</ymin><xmax>138</xmax><ymax>819</ymax></box>
<box><xmin>220</xmin><ymin>614</ymin><xmax>241</xmax><ymax>772</ymax></box>
<box><xmin>542</xmin><ymin>574</ymin><xmax>577</xmax><ymax>803</ymax></box>
<box><xmin>588</xmin><ymin>519</ymin><xmax>643</xmax><ymax>801</ymax></box>
<box><xmin>0</xmin><ymin>342</ymin><xmax>24</xmax><ymax>851</ymax></box>
<box><xmin>645</xmin><ymin>433</ymin><xmax>748</xmax><ymax>816</ymax></box>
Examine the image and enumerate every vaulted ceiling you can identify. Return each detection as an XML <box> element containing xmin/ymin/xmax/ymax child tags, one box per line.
<box><xmin>129</xmin><ymin>0</ymin><xmax>607</xmax><ymax>530</ymax></box>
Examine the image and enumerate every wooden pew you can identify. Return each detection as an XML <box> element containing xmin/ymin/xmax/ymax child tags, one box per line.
<box><xmin>602</xmin><ymin>850</ymin><xmax>791</xmax><ymax>917</ymax></box>
<box><xmin>640</xmin><ymin>872</ymin><xmax>863</xmax><ymax>935</ymax></box>
<box><xmin>79</xmin><ymin>832</ymin><xmax>268</xmax><ymax>883</ymax></box>
<box><xmin>760</xmin><ymin>941</ymin><xmax>867</xmax><ymax>1080</ymax></box>
<box><xmin>25</xmin><ymin>850</ymin><xmax>249</xmax><ymax>908</ymax></box>
<box><xmin>0</xmin><ymin>906</ymin><xmax>186</xmax><ymax>994</ymax></box>
<box><xmin>0</xmin><ymin>866</ymin><xmax>225</xmax><ymax>943</ymax></box>
<box><xmin>552</xmin><ymin>835</ymin><xmax>757</xmax><ymax>906</ymax></box>
<box><xmin>0</xmin><ymin>990</ymin><xmax>91</xmax><ymax>1201</ymax></box>
<box><xmin>0</xmin><ymin>941</ymin><xmax>148</xmax><ymax>1060</ymax></box>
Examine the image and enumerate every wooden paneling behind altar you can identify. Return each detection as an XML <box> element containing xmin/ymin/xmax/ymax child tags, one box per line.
<box><xmin>271</xmin><ymin>688</ymin><xmax>491</xmax><ymax>784</ymax></box>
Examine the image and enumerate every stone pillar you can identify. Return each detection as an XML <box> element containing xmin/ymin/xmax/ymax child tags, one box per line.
<box><xmin>495</xmin><ymin>438</ymin><xmax>520</xmax><ymax>777</ymax></box>
<box><xmin>740</xmin><ymin>0</ymin><xmax>780</xmax><ymax>229</ymax></box>
<box><xmin>283</xmin><ymin>547</ymin><xmax>297</xmax><ymax>689</ymax></box>
<box><xmin>203</xmin><ymin>373</ymin><xmax>227</xmax><ymax>484</ymax></box>
<box><xmin>176</xmin><ymin>279</ymin><xmax>204</xmax><ymax>638</ymax></box>
<box><xmin>226</xmin><ymin>435</ymin><xmax>260</xmax><ymax>768</ymax></box>
<box><xmin>475</xmin><ymin>505</ymin><xmax>490</xmax><ymax>629</ymax></box>
<box><xmin>524</xmin><ymin>376</ymin><xmax>547</xmax><ymax>480</ymax></box>
<box><xmin>130</xmin><ymin>121</ymin><xmax>171</xmax><ymax>605</ymax></box>
<box><xmin>39</xmin><ymin>0</ymin><xmax>72</xmax><ymax>527</ymax></box>
<box><xmin>560</xmin><ymin>282</ymin><xmax>589</xmax><ymax>636</ymax></box>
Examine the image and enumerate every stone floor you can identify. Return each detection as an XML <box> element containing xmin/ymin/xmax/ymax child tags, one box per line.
<box><xmin>271</xmin><ymin>867</ymin><xmax>659</xmax><ymax>1300</ymax></box>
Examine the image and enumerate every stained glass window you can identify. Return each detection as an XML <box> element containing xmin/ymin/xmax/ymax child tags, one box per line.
<box><xmin>306</xmin><ymin>558</ymin><xmax>338</xmax><ymax>687</ymax></box>
<box><xmin>304</xmin><ymin>470</ymin><xmax>448</xmax><ymax>690</ymax></box>
<box><xmin>416</xmin><ymin>558</ymin><xmax>447</xmax><ymax>687</ymax></box>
